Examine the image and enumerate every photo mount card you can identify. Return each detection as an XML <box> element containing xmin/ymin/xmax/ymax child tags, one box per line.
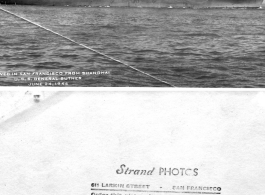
<box><xmin>0</xmin><ymin>91</ymin><xmax>265</xmax><ymax>195</ymax></box>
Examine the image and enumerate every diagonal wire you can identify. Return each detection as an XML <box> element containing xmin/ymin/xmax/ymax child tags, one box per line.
<box><xmin>0</xmin><ymin>6</ymin><xmax>176</xmax><ymax>87</ymax></box>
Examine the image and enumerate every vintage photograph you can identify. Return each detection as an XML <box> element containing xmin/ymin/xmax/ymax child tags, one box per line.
<box><xmin>0</xmin><ymin>0</ymin><xmax>264</xmax><ymax>87</ymax></box>
<box><xmin>0</xmin><ymin>91</ymin><xmax>265</xmax><ymax>194</ymax></box>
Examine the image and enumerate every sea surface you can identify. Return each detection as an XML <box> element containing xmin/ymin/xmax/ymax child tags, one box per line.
<box><xmin>0</xmin><ymin>5</ymin><xmax>265</xmax><ymax>87</ymax></box>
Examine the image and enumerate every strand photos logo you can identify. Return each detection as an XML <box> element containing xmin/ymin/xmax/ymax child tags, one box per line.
<box><xmin>116</xmin><ymin>164</ymin><xmax>199</xmax><ymax>176</ymax></box>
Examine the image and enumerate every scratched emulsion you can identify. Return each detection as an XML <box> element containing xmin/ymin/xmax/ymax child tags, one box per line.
<box><xmin>1</xmin><ymin>5</ymin><xmax>265</xmax><ymax>87</ymax></box>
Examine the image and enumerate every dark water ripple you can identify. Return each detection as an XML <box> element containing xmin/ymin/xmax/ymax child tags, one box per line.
<box><xmin>0</xmin><ymin>5</ymin><xmax>265</xmax><ymax>87</ymax></box>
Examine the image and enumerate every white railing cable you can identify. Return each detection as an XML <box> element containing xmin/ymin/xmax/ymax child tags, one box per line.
<box><xmin>0</xmin><ymin>7</ymin><xmax>176</xmax><ymax>87</ymax></box>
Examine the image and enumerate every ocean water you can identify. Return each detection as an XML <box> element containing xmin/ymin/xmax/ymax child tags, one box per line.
<box><xmin>0</xmin><ymin>5</ymin><xmax>264</xmax><ymax>87</ymax></box>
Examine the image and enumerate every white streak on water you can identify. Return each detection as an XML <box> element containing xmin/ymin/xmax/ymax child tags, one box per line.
<box><xmin>0</xmin><ymin>6</ymin><xmax>176</xmax><ymax>87</ymax></box>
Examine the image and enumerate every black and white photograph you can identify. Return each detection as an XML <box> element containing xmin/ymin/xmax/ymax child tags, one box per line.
<box><xmin>0</xmin><ymin>0</ymin><xmax>264</xmax><ymax>87</ymax></box>
<box><xmin>1</xmin><ymin>0</ymin><xmax>265</xmax><ymax>193</ymax></box>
